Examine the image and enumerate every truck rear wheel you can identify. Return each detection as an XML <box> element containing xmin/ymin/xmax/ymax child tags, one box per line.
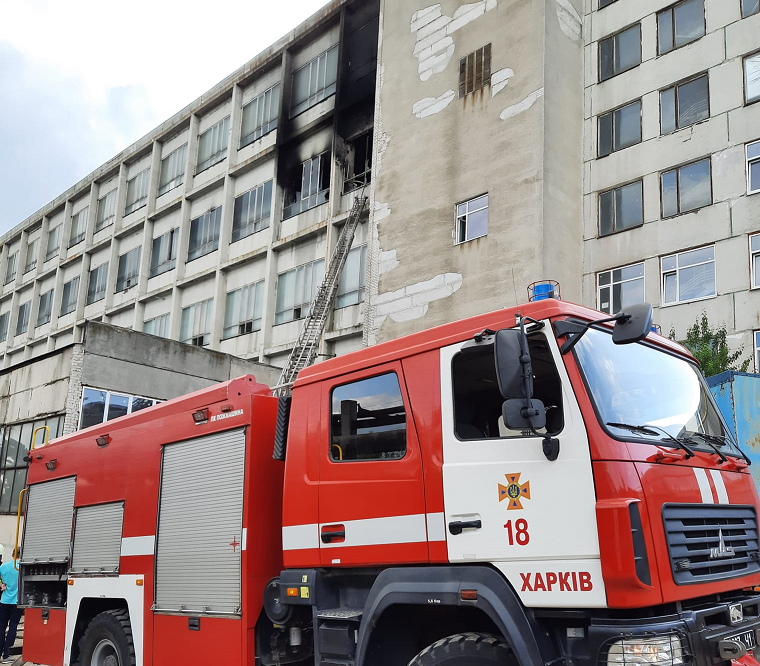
<box><xmin>408</xmin><ymin>633</ymin><xmax>513</xmax><ymax>666</ymax></box>
<box><xmin>76</xmin><ymin>609</ymin><xmax>136</xmax><ymax>666</ymax></box>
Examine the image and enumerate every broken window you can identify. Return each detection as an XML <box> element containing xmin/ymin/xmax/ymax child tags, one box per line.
<box><xmin>455</xmin><ymin>194</ymin><xmax>488</xmax><ymax>244</ymax></box>
<box><xmin>330</xmin><ymin>372</ymin><xmax>407</xmax><ymax>462</ymax></box>
<box><xmin>283</xmin><ymin>152</ymin><xmax>331</xmax><ymax>219</ymax></box>
<box><xmin>598</xmin><ymin>100</ymin><xmax>641</xmax><ymax>157</ymax></box>
<box><xmin>291</xmin><ymin>45</ymin><xmax>339</xmax><ymax>117</ymax></box>
<box><xmin>275</xmin><ymin>259</ymin><xmax>325</xmax><ymax>324</ymax></box>
<box><xmin>452</xmin><ymin>333</ymin><xmax>564</xmax><ymax>440</ymax></box>
<box><xmin>599</xmin><ymin>24</ymin><xmax>641</xmax><ymax>81</ymax></box>
<box><xmin>459</xmin><ymin>44</ymin><xmax>491</xmax><ymax>98</ymax></box>
<box><xmin>180</xmin><ymin>298</ymin><xmax>213</xmax><ymax>346</ymax></box>
<box><xmin>344</xmin><ymin>132</ymin><xmax>372</xmax><ymax>193</ymax></box>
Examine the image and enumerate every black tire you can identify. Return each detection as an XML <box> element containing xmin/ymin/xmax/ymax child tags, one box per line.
<box><xmin>76</xmin><ymin>609</ymin><xmax>136</xmax><ymax>666</ymax></box>
<box><xmin>408</xmin><ymin>632</ymin><xmax>513</xmax><ymax>666</ymax></box>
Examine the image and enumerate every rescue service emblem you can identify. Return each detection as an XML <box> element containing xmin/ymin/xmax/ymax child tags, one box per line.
<box><xmin>498</xmin><ymin>473</ymin><xmax>531</xmax><ymax>510</ymax></box>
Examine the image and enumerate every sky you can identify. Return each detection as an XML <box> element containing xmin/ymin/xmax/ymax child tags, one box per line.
<box><xmin>0</xmin><ymin>0</ymin><xmax>329</xmax><ymax>237</ymax></box>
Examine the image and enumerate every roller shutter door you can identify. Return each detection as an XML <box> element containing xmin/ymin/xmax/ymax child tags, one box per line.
<box><xmin>22</xmin><ymin>476</ymin><xmax>76</xmax><ymax>564</ymax></box>
<box><xmin>71</xmin><ymin>502</ymin><xmax>124</xmax><ymax>573</ymax></box>
<box><xmin>155</xmin><ymin>428</ymin><xmax>246</xmax><ymax>614</ymax></box>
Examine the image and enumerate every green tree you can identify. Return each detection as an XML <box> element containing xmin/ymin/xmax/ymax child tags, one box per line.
<box><xmin>670</xmin><ymin>311</ymin><xmax>751</xmax><ymax>377</ymax></box>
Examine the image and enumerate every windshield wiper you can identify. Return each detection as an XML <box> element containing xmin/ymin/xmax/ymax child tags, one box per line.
<box><xmin>606</xmin><ymin>422</ymin><xmax>696</xmax><ymax>459</ymax></box>
<box><xmin>685</xmin><ymin>433</ymin><xmax>727</xmax><ymax>464</ymax></box>
<box><xmin>690</xmin><ymin>432</ymin><xmax>751</xmax><ymax>466</ymax></box>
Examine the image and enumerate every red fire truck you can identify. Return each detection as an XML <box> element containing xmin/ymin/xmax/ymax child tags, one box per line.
<box><xmin>17</xmin><ymin>298</ymin><xmax>760</xmax><ymax>666</ymax></box>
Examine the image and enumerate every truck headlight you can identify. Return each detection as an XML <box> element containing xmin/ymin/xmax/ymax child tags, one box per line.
<box><xmin>607</xmin><ymin>636</ymin><xmax>684</xmax><ymax>666</ymax></box>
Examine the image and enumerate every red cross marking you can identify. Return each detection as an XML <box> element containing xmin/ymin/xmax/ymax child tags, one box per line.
<box><xmin>230</xmin><ymin>536</ymin><xmax>240</xmax><ymax>553</ymax></box>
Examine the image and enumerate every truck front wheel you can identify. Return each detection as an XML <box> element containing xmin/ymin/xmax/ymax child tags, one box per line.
<box><xmin>76</xmin><ymin>609</ymin><xmax>136</xmax><ymax>666</ymax></box>
<box><xmin>408</xmin><ymin>633</ymin><xmax>514</xmax><ymax>666</ymax></box>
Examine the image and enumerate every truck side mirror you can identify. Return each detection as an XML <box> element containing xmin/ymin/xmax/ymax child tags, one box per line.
<box><xmin>494</xmin><ymin>329</ymin><xmax>533</xmax><ymax>399</ymax></box>
<box><xmin>503</xmin><ymin>398</ymin><xmax>546</xmax><ymax>430</ymax></box>
<box><xmin>612</xmin><ymin>303</ymin><xmax>653</xmax><ymax>345</ymax></box>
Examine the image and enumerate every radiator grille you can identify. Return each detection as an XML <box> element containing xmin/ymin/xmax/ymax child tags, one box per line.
<box><xmin>663</xmin><ymin>504</ymin><xmax>760</xmax><ymax>585</ymax></box>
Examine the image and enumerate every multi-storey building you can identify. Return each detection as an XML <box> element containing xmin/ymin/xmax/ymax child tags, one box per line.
<box><xmin>1</xmin><ymin>0</ymin><xmax>759</xmax><ymax>374</ymax></box>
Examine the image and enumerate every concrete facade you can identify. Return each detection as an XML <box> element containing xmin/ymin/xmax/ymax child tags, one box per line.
<box><xmin>0</xmin><ymin>321</ymin><xmax>278</xmax><ymax>552</ymax></box>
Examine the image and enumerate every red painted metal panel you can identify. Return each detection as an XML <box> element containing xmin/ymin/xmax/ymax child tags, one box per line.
<box><xmin>152</xmin><ymin>614</ymin><xmax>241</xmax><ymax>665</ymax></box>
<box><xmin>23</xmin><ymin>607</ymin><xmax>66</xmax><ymax>666</ymax></box>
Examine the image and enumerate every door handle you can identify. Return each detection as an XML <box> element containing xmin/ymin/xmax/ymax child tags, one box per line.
<box><xmin>321</xmin><ymin>524</ymin><xmax>346</xmax><ymax>543</ymax></box>
<box><xmin>448</xmin><ymin>520</ymin><xmax>482</xmax><ymax>535</ymax></box>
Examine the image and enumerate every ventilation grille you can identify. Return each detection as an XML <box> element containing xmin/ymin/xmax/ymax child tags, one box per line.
<box><xmin>459</xmin><ymin>44</ymin><xmax>491</xmax><ymax>98</ymax></box>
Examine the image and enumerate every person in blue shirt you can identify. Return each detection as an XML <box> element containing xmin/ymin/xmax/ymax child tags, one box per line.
<box><xmin>0</xmin><ymin>549</ymin><xmax>22</xmax><ymax>663</ymax></box>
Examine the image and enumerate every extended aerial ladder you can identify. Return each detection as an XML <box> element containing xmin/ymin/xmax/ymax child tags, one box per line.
<box><xmin>274</xmin><ymin>193</ymin><xmax>368</xmax><ymax>395</ymax></box>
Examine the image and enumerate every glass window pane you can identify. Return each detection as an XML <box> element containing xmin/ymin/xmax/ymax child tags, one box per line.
<box><xmin>620</xmin><ymin>263</ymin><xmax>645</xmax><ymax>281</ymax></box>
<box><xmin>748</xmin><ymin>141</ymin><xmax>760</xmax><ymax>161</ymax></box>
<box><xmin>664</xmin><ymin>272</ymin><xmax>677</xmax><ymax>303</ymax></box>
<box><xmin>615</xmin><ymin>25</ymin><xmax>641</xmax><ymax>73</ymax></box>
<box><xmin>5</xmin><ymin>425</ymin><xmax>21</xmax><ymax>469</ymax></box>
<box><xmin>614</xmin><ymin>101</ymin><xmax>641</xmax><ymax>150</ymax></box>
<box><xmin>678</xmin><ymin>159</ymin><xmax>711</xmax><ymax>212</ymax></box>
<box><xmin>661</xmin><ymin>170</ymin><xmax>678</xmax><ymax>217</ymax></box>
<box><xmin>751</xmin><ymin>234</ymin><xmax>760</xmax><ymax>253</ymax></box>
<box><xmin>750</xmin><ymin>159</ymin><xmax>760</xmax><ymax>194</ymax></box>
<box><xmin>678</xmin><ymin>261</ymin><xmax>715</xmax><ymax>300</ymax></box>
<box><xmin>612</xmin><ymin>283</ymin><xmax>622</xmax><ymax>314</ymax></box>
<box><xmin>677</xmin><ymin>76</ymin><xmax>709</xmax><ymax>128</ymax></box>
<box><xmin>615</xmin><ymin>181</ymin><xmax>643</xmax><ymax>230</ymax></box>
<box><xmin>658</xmin><ymin>10</ymin><xmax>674</xmax><ymax>54</ymax></box>
<box><xmin>679</xmin><ymin>245</ymin><xmax>713</xmax><ymax>266</ymax></box>
<box><xmin>745</xmin><ymin>54</ymin><xmax>760</xmax><ymax>103</ymax></box>
<box><xmin>662</xmin><ymin>255</ymin><xmax>677</xmax><ymax>271</ymax></box>
<box><xmin>619</xmin><ymin>276</ymin><xmax>645</xmax><ymax>310</ymax></box>
<box><xmin>599</xmin><ymin>38</ymin><xmax>614</xmax><ymax>81</ymax></box>
<box><xmin>467</xmin><ymin>208</ymin><xmax>488</xmax><ymax>240</ymax></box>
<box><xmin>0</xmin><ymin>471</ymin><xmax>15</xmax><ymax>514</ymax></box>
<box><xmin>598</xmin><ymin>113</ymin><xmax>613</xmax><ymax>156</ymax></box>
<box><xmin>599</xmin><ymin>271</ymin><xmax>611</xmax><ymax>286</ymax></box>
<box><xmin>10</xmin><ymin>469</ymin><xmax>26</xmax><ymax>514</ymax></box>
<box><xmin>131</xmin><ymin>398</ymin><xmax>153</xmax><ymax>413</ymax></box>
<box><xmin>599</xmin><ymin>190</ymin><xmax>614</xmax><ymax>235</ymax></box>
<box><xmin>17</xmin><ymin>422</ymin><xmax>32</xmax><ymax>466</ymax></box>
<box><xmin>753</xmin><ymin>253</ymin><xmax>760</xmax><ymax>288</ymax></box>
<box><xmin>674</xmin><ymin>0</ymin><xmax>705</xmax><ymax>48</ymax></box>
<box><xmin>81</xmin><ymin>388</ymin><xmax>107</xmax><ymax>429</ymax></box>
<box><xmin>742</xmin><ymin>0</ymin><xmax>760</xmax><ymax>16</ymax></box>
<box><xmin>599</xmin><ymin>286</ymin><xmax>611</xmax><ymax>313</ymax></box>
<box><xmin>661</xmin><ymin>88</ymin><xmax>676</xmax><ymax>134</ymax></box>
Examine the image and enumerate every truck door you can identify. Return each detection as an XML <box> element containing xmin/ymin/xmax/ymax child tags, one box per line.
<box><xmin>440</xmin><ymin>326</ymin><xmax>607</xmax><ymax>608</ymax></box>
<box><xmin>317</xmin><ymin>361</ymin><xmax>428</xmax><ymax>566</ymax></box>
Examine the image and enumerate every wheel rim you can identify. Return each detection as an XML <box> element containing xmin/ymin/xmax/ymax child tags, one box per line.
<box><xmin>91</xmin><ymin>638</ymin><xmax>119</xmax><ymax>666</ymax></box>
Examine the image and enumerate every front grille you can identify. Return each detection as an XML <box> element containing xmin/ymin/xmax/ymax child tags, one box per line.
<box><xmin>663</xmin><ymin>504</ymin><xmax>760</xmax><ymax>585</ymax></box>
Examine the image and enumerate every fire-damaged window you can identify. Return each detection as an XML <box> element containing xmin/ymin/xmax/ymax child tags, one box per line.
<box><xmin>330</xmin><ymin>372</ymin><xmax>407</xmax><ymax>462</ymax></box>
<box><xmin>283</xmin><ymin>152</ymin><xmax>331</xmax><ymax>219</ymax></box>
<box><xmin>452</xmin><ymin>333</ymin><xmax>564</xmax><ymax>439</ymax></box>
<box><xmin>0</xmin><ymin>415</ymin><xmax>64</xmax><ymax>515</ymax></box>
<box><xmin>459</xmin><ymin>44</ymin><xmax>491</xmax><ymax>98</ymax></box>
<box><xmin>344</xmin><ymin>132</ymin><xmax>372</xmax><ymax>193</ymax></box>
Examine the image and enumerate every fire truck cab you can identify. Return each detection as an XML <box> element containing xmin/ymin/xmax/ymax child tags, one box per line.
<box><xmin>19</xmin><ymin>299</ymin><xmax>760</xmax><ymax>666</ymax></box>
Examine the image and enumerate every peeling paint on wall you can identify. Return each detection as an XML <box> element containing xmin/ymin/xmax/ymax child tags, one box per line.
<box><xmin>411</xmin><ymin>0</ymin><xmax>497</xmax><ymax>82</ymax></box>
<box><xmin>378</xmin><ymin>248</ymin><xmax>399</xmax><ymax>274</ymax></box>
<box><xmin>500</xmin><ymin>88</ymin><xmax>544</xmax><ymax>120</ymax></box>
<box><xmin>555</xmin><ymin>0</ymin><xmax>581</xmax><ymax>42</ymax></box>
<box><xmin>372</xmin><ymin>273</ymin><xmax>464</xmax><ymax>326</ymax></box>
<box><xmin>413</xmin><ymin>90</ymin><xmax>456</xmax><ymax>118</ymax></box>
<box><xmin>491</xmin><ymin>68</ymin><xmax>514</xmax><ymax>97</ymax></box>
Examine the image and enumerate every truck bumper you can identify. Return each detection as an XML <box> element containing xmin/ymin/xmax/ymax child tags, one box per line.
<box><xmin>588</xmin><ymin>594</ymin><xmax>760</xmax><ymax>666</ymax></box>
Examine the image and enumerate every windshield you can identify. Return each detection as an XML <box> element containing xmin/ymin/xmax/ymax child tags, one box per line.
<box><xmin>573</xmin><ymin>327</ymin><xmax>739</xmax><ymax>453</ymax></box>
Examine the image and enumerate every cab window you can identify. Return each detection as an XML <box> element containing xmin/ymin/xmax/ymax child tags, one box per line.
<box><xmin>452</xmin><ymin>333</ymin><xmax>564</xmax><ymax>439</ymax></box>
<box><xmin>330</xmin><ymin>372</ymin><xmax>407</xmax><ymax>461</ymax></box>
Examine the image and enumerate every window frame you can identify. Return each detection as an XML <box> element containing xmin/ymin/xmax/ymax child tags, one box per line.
<box><xmin>660</xmin><ymin>245</ymin><xmax>716</xmax><ymax>306</ymax></box>
<box><xmin>196</xmin><ymin>116</ymin><xmax>230</xmax><ymax>173</ymax></box>
<box><xmin>232</xmin><ymin>180</ymin><xmax>273</xmax><ymax>242</ymax></box>
<box><xmin>455</xmin><ymin>194</ymin><xmax>489</xmax><ymax>245</ymax></box>
<box><xmin>115</xmin><ymin>246</ymin><xmax>141</xmax><ymax>292</ymax></box>
<box><xmin>150</xmin><ymin>227</ymin><xmax>179</xmax><ymax>278</ymax></box>
<box><xmin>599</xmin><ymin>0</ymin><xmax>618</xmax><ymax>7</ymax></box>
<box><xmin>659</xmin><ymin>157</ymin><xmax>713</xmax><ymax>219</ymax></box>
<box><xmin>180</xmin><ymin>298</ymin><xmax>214</xmax><ymax>346</ymax></box>
<box><xmin>742</xmin><ymin>0</ymin><xmax>760</xmax><ymax>18</ymax></box>
<box><xmin>659</xmin><ymin>72</ymin><xmax>710</xmax><ymax>135</ymax></box>
<box><xmin>458</xmin><ymin>44</ymin><xmax>492</xmax><ymax>98</ymax></box>
<box><xmin>36</xmin><ymin>289</ymin><xmax>54</xmax><ymax>327</ymax></box>
<box><xmin>3</xmin><ymin>253</ymin><xmax>16</xmax><ymax>285</ymax></box>
<box><xmin>158</xmin><ymin>144</ymin><xmax>187</xmax><ymax>196</ymax></box>
<box><xmin>283</xmin><ymin>152</ymin><xmax>331</xmax><ymax>220</ymax></box>
<box><xmin>336</xmin><ymin>244</ymin><xmax>367</xmax><ymax>309</ymax></box>
<box><xmin>744</xmin><ymin>51</ymin><xmax>760</xmax><ymax>105</ymax></box>
<box><xmin>60</xmin><ymin>276</ymin><xmax>80</xmax><ymax>316</ymax></box>
<box><xmin>187</xmin><ymin>208</ymin><xmax>222</xmax><ymax>262</ymax></box>
<box><xmin>45</xmin><ymin>225</ymin><xmax>62</xmax><ymax>262</ymax></box>
<box><xmin>748</xmin><ymin>140</ymin><xmax>760</xmax><ymax>195</ymax></box>
<box><xmin>86</xmin><ymin>262</ymin><xmax>109</xmax><ymax>305</ymax></box>
<box><xmin>656</xmin><ymin>0</ymin><xmax>706</xmax><ymax>56</ymax></box>
<box><xmin>78</xmin><ymin>386</ymin><xmax>160</xmax><ymax>431</ymax></box>
<box><xmin>222</xmin><ymin>280</ymin><xmax>265</xmax><ymax>340</ymax></box>
<box><xmin>290</xmin><ymin>45</ymin><xmax>339</xmax><ymax>117</ymax></box>
<box><xmin>0</xmin><ymin>312</ymin><xmax>9</xmax><ymax>343</ymax></box>
<box><xmin>124</xmin><ymin>168</ymin><xmax>150</xmax><ymax>216</ymax></box>
<box><xmin>598</xmin><ymin>179</ymin><xmax>644</xmax><ymax>236</ymax></box>
<box><xmin>597</xmin><ymin>99</ymin><xmax>642</xmax><ymax>157</ymax></box>
<box><xmin>755</xmin><ymin>330</ymin><xmax>760</xmax><ymax>373</ymax></box>
<box><xmin>15</xmin><ymin>301</ymin><xmax>30</xmax><ymax>337</ymax></box>
<box><xmin>143</xmin><ymin>313</ymin><xmax>170</xmax><ymax>338</ymax></box>
<box><xmin>240</xmin><ymin>85</ymin><xmax>280</xmax><ymax>148</ymax></box>
<box><xmin>96</xmin><ymin>189</ymin><xmax>117</xmax><ymax>232</ymax></box>
<box><xmin>274</xmin><ymin>259</ymin><xmax>325</xmax><ymax>325</ymax></box>
<box><xmin>598</xmin><ymin>23</ymin><xmax>642</xmax><ymax>82</ymax></box>
<box><xmin>69</xmin><ymin>207</ymin><xmax>88</xmax><ymax>247</ymax></box>
<box><xmin>597</xmin><ymin>263</ymin><xmax>646</xmax><ymax>314</ymax></box>
<box><xmin>750</xmin><ymin>233</ymin><xmax>760</xmax><ymax>289</ymax></box>
<box><xmin>24</xmin><ymin>238</ymin><xmax>38</xmax><ymax>274</ymax></box>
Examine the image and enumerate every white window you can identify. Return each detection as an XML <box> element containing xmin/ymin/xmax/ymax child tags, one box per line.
<box><xmin>291</xmin><ymin>46</ymin><xmax>339</xmax><ymax>117</ymax></box>
<box><xmin>599</xmin><ymin>181</ymin><xmax>643</xmax><ymax>236</ymax></box>
<box><xmin>70</xmin><ymin>207</ymin><xmax>88</xmax><ymax>246</ymax></box>
<box><xmin>158</xmin><ymin>144</ymin><xmax>187</xmax><ymax>196</ymax></box>
<box><xmin>232</xmin><ymin>180</ymin><xmax>273</xmax><ymax>242</ymax></box>
<box><xmin>241</xmin><ymin>85</ymin><xmax>280</xmax><ymax>148</ymax></box>
<box><xmin>755</xmin><ymin>331</ymin><xmax>760</xmax><ymax>372</ymax></box>
<box><xmin>661</xmin><ymin>158</ymin><xmax>712</xmax><ymax>217</ymax></box>
<box><xmin>37</xmin><ymin>289</ymin><xmax>54</xmax><ymax>327</ymax></box>
<box><xmin>456</xmin><ymin>194</ymin><xmax>488</xmax><ymax>244</ymax></box>
<box><xmin>748</xmin><ymin>140</ymin><xmax>760</xmax><ymax>195</ymax></box>
<box><xmin>4</xmin><ymin>253</ymin><xmax>16</xmax><ymax>285</ymax></box>
<box><xmin>597</xmin><ymin>263</ymin><xmax>645</xmax><ymax>314</ymax></box>
<box><xmin>745</xmin><ymin>52</ymin><xmax>760</xmax><ymax>104</ymax></box>
<box><xmin>0</xmin><ymin>313</ymin><xmax>8</xmax><ymax>343</ymax></box>
<box><xmin>275</xmin><ymin>259</ymin><xmax>325</xmax><ymax>324</ymax></box>
<box><xmin>150</xmin><ymin>228</ymin><xmax>179</xmax><ymax>277</ymax></box>
<box><xmin>24</xmin><ymin>239</ymin><xmax>38</xmax><ymax>273</ymax></box>
<box><xmin>60</xmin><ymin>277</ymin><xmax>79</xmax><ymax>316</ymax></box>
<box><xmin>96</xmin><ymin>189</ymin><xmax>117</xmax><ymax>231</ymax></box>
<box><xmin>751</xmin><ymin>234</ymin><xmax>760</xmax><ymax>289</ymax></box>
<box><xmin>180</xmin><ymin>299</ymin><xmax>213</xmax><ymax>346</ymax></box>
<box><xmin>86</xmin><ymin>262</ymin><xmax>108</xmax><ymax>305</ymax></box>
<box><xmin>336</xmin><ymin>245</ymin><xmax>367</xmax><ymax>308</ymax></box>
<box><xmin>284</xmin><ymin>153</ymin><xmax>331</xmax><ymax>219</ymax></box>
<box><xmin>223</xmin><ymin>281</ymin><xmax>264</xmax><ymax>339</ymax></box>
<box><xmin>45</xmin><ymin>225</ymin><xmax>61</xmax><ymax>262</ymax></box>
<box><xmin>661</xmin><ymin>246</ymin><xmax>715</xmax><ymax>305</ymax></box>
<box><xmin>79</xmin><ymin>387</ymin><xmax>160</xmax><ymax>430</ymax></box>
<box><xmin>116</xmin><ymin>247</ymin><xmax>141</xmax><ymax>292</ymax></box>
<box><xmin>188</xmin><ymin>208</ymin><xmax>222</xmax><ymax>261</ymax></box>
<box><xmin>125</xmin><ymin>169</ymin><xmax>150</xmax><ymax>215</ymax></box>
<box><xmin>657</xmin><ymin>0</ymin><xmax>705</xmax><ymax>55</ymax></box>
<box><xmin>197</xmin><ymin>117</ymin><xmax>230</xmax><ymax>172</ymax></box>
<box><xmin>144</xmin><ymin>313</ymin><xmax>170</xmax><ymax>338</ymax></box>
<box><xmin>15</xmin><ymin>301</ymin><xmax>30</xmax><ymax>336</ymax></box>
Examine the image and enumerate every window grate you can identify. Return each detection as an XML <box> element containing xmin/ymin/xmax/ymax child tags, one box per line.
<box><xmin>459</xmin><ymin>44</ymin><xmax>491</xmax><ymax>98</ymax></box>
